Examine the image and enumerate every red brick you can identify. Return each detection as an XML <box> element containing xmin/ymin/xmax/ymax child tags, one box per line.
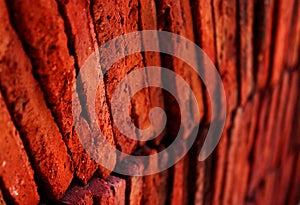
<box><xmin>212</xmin><ymin>0</ymin><xmax>238</xmax><ymax>112</ymax></box>
<box><xmin>136</xmin><ymin>147</ymin><xmax>160</xmax><ymax>205</ymax></box>
<box><xmin>212</xmin><ymin>113</ymin><xmax>232</xmax><ymax>205</ymax></box>
<box><xmin>286</xmin><ymin>0</ymin><xmax>300</xmax><ymax>69</ymax></box>
<box><xmin>88</xmin><ymin>176</ymin><xmax>126</xmax><ymax>205</ymax></box>
<box><xmin>191</xmin><ymin>0</ymin><xmax>216</xmax><ymax>63</ymax></box>
<box><xmin>247</xmin><ymin>87</ymin><xmax>279</xmax><ymax>201</ymax></box>
<box><xmin>0</xmin><ymin>93</ymin><xmax>40</xmax><ymax>204</ymax></box>
<box><xmin>271</xmin><ymin>72</ymin><xmax>297</xmax><ymax>168</ymax></box>
<box><xmin>223</xmin><ymin>94</ymin><xmax>260</xmax><ymax>205</ymax></box>
<box><xmin>0</xmin><ymin>0</ymin><xmax>73</xmax><ymax>200</ymax></box>
<box><xmin>156</xmin><ymin>0</ymin><xmax>205</xmax><ymax>139</ymax></box>
<box><xmin>190</xmin><ymin>0</ymin><xmax>216</xmax><ymax>124</ymax></box>
<box><xmin>139</xmin><ymin>0</ymin><xmax>165</xmax><ymax>146</ymax></box>
<box><xmin>270</xmin><ymin>0</ymin><xmax>295</xmax><ymax>85</ymax></box>
<box><xmin>187</xmin><ymin>127</ymin><xmax>210</xmax><ymax>205</ymax></box>
<box><xmin>88</xmin><ymin>178</ymin><xmax>114</xmax><ymax>205</ymax></box>
<box><xmin>91</xmin><ymin>0</ymin><xmax>151</xmax><ymax>154</ymax></box>
<box><xmin>120</xmin><ymin>158</ymin><xmax>144</xmax><ymax>205</ymax></box>
<box><xmin>126</xmin><ymin>174</ymin><xmax>143</xmax><ymax>205</ymax></box>
<box><xmin>107</xmin><ymin>176</ymin><xmax>126</xmax><ymax>205</ymax></box>
<box><xmin>56</xmin><ymin>0</ymin><xmax>116</xmax><ymax>183</ymax></box>
<box><xmin>238</xmin><ymin>1</ymin><xmax>255</xmax><ymax>105</ymax></box>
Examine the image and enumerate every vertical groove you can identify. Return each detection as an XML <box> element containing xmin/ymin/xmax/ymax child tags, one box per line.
<box><xmin>266</xmin><ymin>0</ymin><xmax>279</xmax><ymax>88</ymax></box>
<box><xmin>219</xmin><ymin>109</ymin><xmax>238</xmax><ymax>204</ymax></box>
<box><xmin>54</xmin><ymin>0</ymin><xmax>91</xmax><ymax>125</ymax></box>
<box><xmin>210</xmin><ymin>0</ymin><xmax>219</xmax><ymax>71</ymax></box>
<box><xmin>244</xmin><ymin>91</ymin><xmax>264</xmax><ymax>203</ymax></box>
<box><xmin>55</xmin><ymin>0</ymin><xmax>80</xmax><ymax>75</ymax></box>
<box><xmin>236</xmin><ymin>0</ymin><xmax>242</xmax><ymax>105</ymax></box>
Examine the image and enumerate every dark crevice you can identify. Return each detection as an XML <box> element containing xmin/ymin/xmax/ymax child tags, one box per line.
<box><xmin>153</xmin><ymin>1</ymin><xmax>179</xmax><ymax>204</ymax></box>
<box><xmin>0</xmin><ymin>177</ymin><xmax>14</xmax><ymax>204</ymax></box>
<box><xmin>55</xmin><ymin>0</ymin><xmax>79</xmax><ymax>75</ymax></box>
<box><xmin>154</xmin><ymin>0</ymin><xmax>178</xmax><ymax>146</ymax></box>
<box><xmin>186</xmin><ymin>125</ymin><xmax>210</xmax><ymax>205</ymax></box>
<box><xmin>266</xmin><ymin>0</ymin><xmax>279</xmax><ymax>88</ymax></box>
<box><xmin>209</xmin><ymin>2</ymin><xmax>227</xmax><ymax>203</ymax></box>
<box><xmin>210</xmin><ymin>0</ymin><xmax>219</xmax><ymax>72</ymax></box>
<box><xmin>252</xmin><ymin>0</ymin><xmax>265</xmax><ymax>86</ymax></box>
<box><xmin>287</xmin><ymin>71</ymin><xmax>300</xmax><ymax>156</ymax></box>
<box><xmin>245</xmin><ymin>91</ymin><xmax>267</xmax><ymax>200</ymax></box>
<box><xmin>54</xmin><ymin>0</ymin><xmax>91</xmax><ymax>126</ymax></box>
<box><xmin>189</xmin><ymin>0</ymin><xmax>201</xmax><ymax>47</ymax></box>
<box><xmin>236</xmin><ymin>0</ymin><xmax>242</xmax><ymax>106</ymax></box>
<box><xmin>165</xmin><ymin>166</ymin><xmax>175</xmax><ymax>205</ymax></box>
<box><xmin>284</xmin><ymin>141</ymin><xmax>300</xmax><ymax>205</ymax></box>
<box><xmin>187</xmin><ymin>0</ymin><xmax>213</xmax><ymax>203</ymax></box>
<box><xmin>137</xmin><ymin>0</ymin><xmax>157</xmax><ymax>128</ymax></box>
<box><xmin>247</xmin><ymin>84</ymin><xmax>284</xmax><ymax>201</ymax></box>
<box><xmin>52</xmin><ymin>1</ymin><xmax>87</xmax><ymax>168</ymax></box>
<box><xmin>187</xmin><ymin>1</ymin><xmax>202</xmax><ymax>202</ymax></box>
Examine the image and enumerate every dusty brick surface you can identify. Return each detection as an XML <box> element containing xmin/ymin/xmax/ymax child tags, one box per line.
<box><xmin>56</xmin><ymin>0</ymin><xmax>116</xmax><ymax>183</ymax></box>
<box><xmin>0</xmin><ymin>93</ymin><xmax>40</xmax><ymax>204</ymax></box>
<box><xmin>0</xmin><ymin>0</ymin><xmax>73</xmax><ymax>200</ymax></box>
<box><xmin>91</xmin><ymin>0</ymin><xmax>152</xmax><ymax>155</ymax></box>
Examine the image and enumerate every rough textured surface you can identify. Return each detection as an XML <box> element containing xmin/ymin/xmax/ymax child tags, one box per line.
<box><xmin>212</xmin><ymin>0</ymin><xmax>238</xmax><ymax>112</ymax></box>
<box><xmin>0</xmin><ymin>0</ymin><xmax>72</xmax><ymax>200</ymax></box>
<box><xmin>107</xmin><ymin>176</ymin><xmax>126</xmax><ymax>205</ymax></box>
<box><xmin>5</xmin><ymin>0</ymin><xmax>77</xmax><ymax>149</ymax></box>
<box><xmin>56</xmin><ymin>0</ymin><xmax>116</xmax><ymax>183</ymax></box>
<box><xmin>155</xmin><ymin>0</ymin><xmax>205</xmax><ymax>141</ymax></box>
<box><xmin>59</xmin><ymin>176</ymin><xmax>125</xmax><ymax>205</ymax></box>
<box><xmin>0</xmin><ymin>0</ymin><xmax>299</xmax><ymax>204</ymax></box>
<box><xmin>91</xmin><ymin>0</ymin><xmax>152</xmax><ymax>155</ymax></box>
<box><xmin>59</xmin><ymin>185</ymin><xmax>93</xmax><ymax>205</ymax></box>
<box><xmin>238</xmin><ymin>1</ymin><xmax>254</xmax><ymax>105</ymax></box>
<box><xmin>0</xmin><ymin>93</ymin><xmax>40</xmax><ymax>204</ymax></box>
<box><xmin>88</xmin><ymin>178</ymin><xmax>114</xmax><ymax>205</ymax></box>
<box><xmin>138</xmin><ymin>0</ymin><xmax>166</xmax><ymax>146</ymax></box>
